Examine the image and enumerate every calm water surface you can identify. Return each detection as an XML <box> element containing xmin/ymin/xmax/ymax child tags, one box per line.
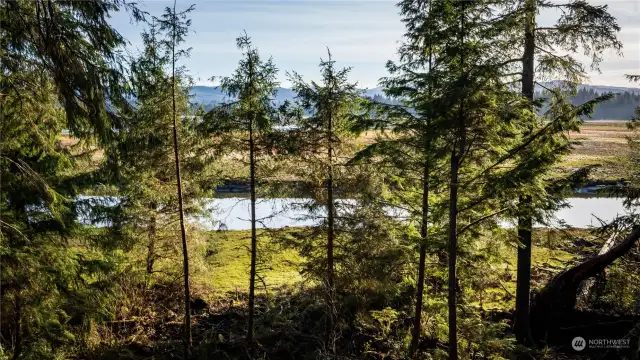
<box><xmin>77</xmin><ymin>196</ymin><xmax>631</xmax><ymax>230</ymax></box>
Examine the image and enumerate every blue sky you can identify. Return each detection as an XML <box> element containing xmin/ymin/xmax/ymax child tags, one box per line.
<box><xmin>109</xmin><ymin>0</ymin><xmax>640</xmax><ymax>88</ymax></box>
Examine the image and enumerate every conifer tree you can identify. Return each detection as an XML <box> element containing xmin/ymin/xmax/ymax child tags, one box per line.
<box><xmin>118</xmin><ymin>20</ymin><xmax>214</xmax><ymax>278</ymax></box>
<box><xmin>287</xmin><ymin>50</ymin><xmax>362</xmax><ymax>350</ymax></box>
<box><xmin>388</xmin><ymin>3</ymin><xmax>438</xmax><ymax>356</ymax></box>
<box><xmin>1</xmin><ymin>0</ymin><xmax>142</xmax><ymax>357</ymax></box>
<box><xmin>351</xmin><ymin>0</ymin><xmax>446</xmax><ymax>355</ymax></box>
<box><xmin>499</xmin><ymin>0</ymin><xmax>624</xmax><ymax>344</ymax></box>
<box><xmin>353</xmin><ymin>0</ymin><xmax>562</xmax><ymax>356</ymax></box>
<box><xmin>433</xmin><ymin>2</ymin><xmax>523</xmax><ymax>355</ymax></box>
<box><xmin>1</xmin><ymin>0</ymin><xmax>143</xmax><ymax>145</ymax></box>
<box><xmin>446</xmin><ymin>4</ymin><xmax>468</xmax><ymax>357</ymax></box>
<box><xmin>157</xmin><ymin>1</ymin><xmax>196</xmax><ymax>355</ymax></box>
<box><xmin>202</xmin><ymin>32</ymin><xmax>280</xmax><ymax>348</ymax></box>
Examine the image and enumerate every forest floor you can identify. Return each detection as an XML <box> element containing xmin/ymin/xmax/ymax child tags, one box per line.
<box><xmin>84</xmin><ymin>226</ymin><xmax>615</xmax><ymax>359</ymax></box>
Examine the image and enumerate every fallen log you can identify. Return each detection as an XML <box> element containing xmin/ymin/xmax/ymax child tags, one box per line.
<box><xmin>575</xmin><ymin>231</ymin><xmax>620</xmax><ymax>307</ymax></box>
<box><xmin>531</xmin><ymin>226</ymin><xmax>640</xmax><ymax>341</ymax></box>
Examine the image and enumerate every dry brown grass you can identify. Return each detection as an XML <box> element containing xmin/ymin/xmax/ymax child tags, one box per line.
<box><xmin>58</xmin><ymin>120</ymin><xmax>634</xmax><ymax>183</ymax></box>
<box><xmin>59</xmin><ymin>134</ymin><xmax>80</xmax><ymax>147</ymax></box>
<box><xmin>559</xmin><ymin>120</ymin><xmax>632</xmax><ymax>180</ymax></box>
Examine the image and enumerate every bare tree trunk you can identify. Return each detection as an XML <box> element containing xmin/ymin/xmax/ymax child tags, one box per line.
<box><xmin>576</xmin><ymin>231</ymin><xmax>619</xmax><ymax>306</ymax></box>
<box><xmin>13</xmin><ymin>295</ymin><xmax>22</xmax><ymax>359</ymax></box>
<box><xmin>146</xmin><ymin>212</ymin><xmax>157</xmax><ymax>275</ymax></box>
<box><xmin>515</xmin><ymin>0</ymin><xmax>536</xmax><ymax>346</ymax></box>
<box><xmin>170</xmin><ymin>1</ymin><xmax>191</xmax><ymax>355</ymax></box>
<box><xmin>447</xmin><ymin>140</ymin><xmax>464</xmax><ymax>360</ymax></box>
<box><xmin>448</xmin><ymin>144</ymin><xmax>462</xmax><ymax>360</ymax></box>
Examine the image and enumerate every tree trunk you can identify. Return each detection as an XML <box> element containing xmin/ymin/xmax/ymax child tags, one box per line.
<box><xmin>515</xmin><ymin>0</ymin><xmax>536</xmax><ymax>346</ymax></box>
<box><xmin>247</xmin><ymin>60</ymin><xmax>258</xmax><ymax>349</ymax></box>
<box><xmin>170</xmin><ymin>1</ymin><xmax>191</xmax><ymax>355</ymax></box>
<box><xmin>576</xmin><ymin>232</ymin><xmax>619</xmax><ymax>306</ymax></box>
<box><xmin>326</xmin><ymin>100</ymin><xmax>336</xmax><ymax>353</ymax></box>
<box><xmin>247</xmin><ymin>118</ymin><xmax>258</xmax><ymax>346</ymax></box>
<box><xmin>411</xmin><ymin>161</ymin><xmax>429</xmax><ymax>357</ymax></box>
<box><xmin>146</xmin><ymin>213</ymin><xmax>157</xmax><ymax>275</ymax></box>
<box><xmin>531</xmin><ymin>226</ymin><xmax>640</xmax><ymax>339</ymax></box>
<box><xmin>410</xmin><ymin>4</ymin><xmax>433</xmax><ymax>356</ymax></box>
<box><xmin>448</xmin><ymin>6</ymin><xmax>467</xmax><ymax>358</ymax></box>
<box><xmin>515</xmin><ymin>213</ymin><xmax>533</xmax><ymax>344</ymax></box>
<box><xmin>13</xmin><ymin>296</ymin><xmax>22</xmax><ymax>359</ymax></box>
<box><xmin>448</xmin><ymin>150</ymin><xmax>460</xmax><ymax>360</ymax></box>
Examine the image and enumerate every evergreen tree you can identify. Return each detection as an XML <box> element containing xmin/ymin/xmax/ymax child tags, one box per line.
<box><xmin>156</xmin><ymin>1</ymin><xmax>196</xmax><ymax>355</ymax></box>
<box><xmin>501</xmin><ymin>0</ymin><xmax>623</xmax><ymax>344</ymax></box>
<box><xmin>201</xmin><ymin>32</ymin><xmax>280</xmax><ymax>348</ymax></box>
<box><xmin>368</xmin><ymin>0</ymin><xmax>443</xmax><ymax>355</ymax></box>
<box><xmin>353</xmin><ymin>0</ymin><xmax>540</xmax><ymax>356</ymax></box>
<box><xmin>0</xmin><ymin>0</ymin><xmax>142</xmax><ymax>357</ymax></box>
<box><xmin>286</xmin><ymin>50</ymin><xmax>363</xmax><ymax>350</ymax></box>
<box><xmin>433</xmin><ymin>2</ymin><xmax>528</xmax><ymax>355</ymax></box>
<box><xmin>117</xmin><ymin>20</ymin><xmax>214</xmax><ymax>277</ymax></box>
<box><xmin>1</xmin><ymin>0</ymin><xmax>143</xmax><ymax>145</ymax></box>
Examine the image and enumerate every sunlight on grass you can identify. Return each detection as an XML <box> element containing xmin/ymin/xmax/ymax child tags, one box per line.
<box><xmin>194</xmin><ymin>229</ymin><xmax>304</xmax><ymax>295</ymax></box>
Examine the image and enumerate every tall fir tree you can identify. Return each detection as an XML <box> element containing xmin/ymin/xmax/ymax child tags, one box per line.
<box><xmin>157</xmin><ymin>1</ymin><xmax>197</xmax><ymax>355</ymax></box>
<box><xmin>500</xmin><ymin>0</ymin><xmax>624</xmax><ymax>344</ymax></box>
<box><xmin>286</xmin><ymin>50</ymin><xmax>363</xmax><ymax>351</ymax></box>
<box><xmin>357</xmin><ymin>0</ymin><xmax>446</xmax><ymax>355</ymax></box>
<box><xmin>352</xmin><ymin>0</ymin><xmax>577</xmax><ymax>356</ymax></box>
<box><xmin>1</xmin><ymin>0</ymin><xmax>142</xmax><ymax>357</ymax></box>
<box><xmin>117</xmin><ymin>20</ymin><xmax>214</xmax><ymax>277</ymax></box>
<box><xmin>201</xmin><ymin>32</ymin><xmax>280</xmax><ymax>348</ymax></box>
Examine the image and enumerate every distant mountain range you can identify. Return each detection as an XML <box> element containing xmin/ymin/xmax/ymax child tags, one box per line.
<box><xmin>190</xmin><ymin>86</ymin><xmax>385</xmax><ymax>110</ymax></box>
<box><xmin>191</xmin><ymin>83</ymin><xmax>638</xmax><ymax>105</ymax></box>
<box><xmin>534</xmin><ymin>81</ymin><xmax>640</xmax><ymax>95</ymax></box>
<box><xmin>191</xmin><ymin>83</ymin><xmax>640</xmax><ymax>120</ymax></box>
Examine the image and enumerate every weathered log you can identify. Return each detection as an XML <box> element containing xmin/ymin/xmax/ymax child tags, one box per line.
<box><xmin>531</xmin><ymin>226</ymin><xmax>640</xmax><ymax>340</ymax></box>
<box><xmin>575</xmin><ymin>231</ymin><xmax>620</xmax><ymax>306</ymax></box>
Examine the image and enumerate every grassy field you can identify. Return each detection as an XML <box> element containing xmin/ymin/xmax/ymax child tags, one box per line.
<box><xmin>191</xmin><ymin>227</ymin><xmax>588</xmax><ymax>314</ymax></box>
<box><xmin>61</xmin><ymin>120</ymin><xmax>635</xmax><ymax>185</ymax></box>
<box><xmin>358</xmin><ymin>121</ymin><xmax>634</xmax><ymax>181</ymax></box>
<box><xmin>193</xmin><ymin>229</ymin><xmax>304</xmax><ymax>298</ymax></box>
<box><xmin>561</xmin><ymin>120</ymin><xmax>632</xmax><ymax>180</ymax></box>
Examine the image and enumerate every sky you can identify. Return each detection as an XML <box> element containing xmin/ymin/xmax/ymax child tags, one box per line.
<box><xmin>109</xmin><ymin>0</ymin><xmax>640</xmax><ymax>89</ymax></box>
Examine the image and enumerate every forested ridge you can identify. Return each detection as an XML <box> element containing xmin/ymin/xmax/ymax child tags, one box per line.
<box><xmin>2</xmin><ymin>1</ymin><xmax>640</xmax><ymax>360</ymax></box>
<box><xmin>195</xmin><ymin>86</ymin><xmax>640</xmax><ymax>120</ymax></box>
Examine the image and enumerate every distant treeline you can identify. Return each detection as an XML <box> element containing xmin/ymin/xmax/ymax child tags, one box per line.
<box><xmin>198</xmin><ymin>88</ymin><xmax>639</xmax><ymax>121</ymax></box>
<box><xmin>570</xmin><ymin>88</ymin><xmax>640</xmax><ymax>120</ymax></box>
<box><xmin>370</xmin><ymin>89</ymin><xmax>640</xmax><ymax>120</ymax></box>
